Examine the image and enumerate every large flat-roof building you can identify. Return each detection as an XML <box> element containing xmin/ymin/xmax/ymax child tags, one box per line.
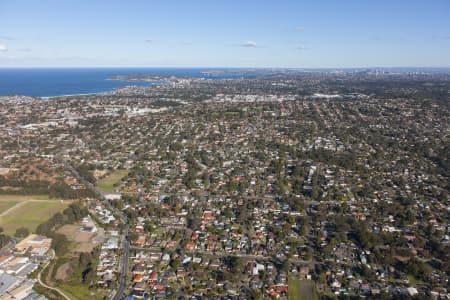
<box><xmin>14</xmin><ymin>234</ymin><xmax>52</xmax><ymax>255</ymax></box>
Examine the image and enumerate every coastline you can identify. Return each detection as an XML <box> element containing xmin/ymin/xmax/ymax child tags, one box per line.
<box><xmin>39</xmin><ymin>83</ymin><xmax>156</xmax><ymax>99</ymax></box>
<box><xmin>2</xmin><ymin>85</ymin><xmax>148</xmax><ymax>99</ymax></box>
<box><xmin>40</xmin><ymin>91</ymin><xmax>113</xmax><ymax>100</ymax></box>
<box><xmin>0</xmin><ymin>68</ymin><xmax>160</xmax><ymax>98</ymax></box>
<box><xmin>0</xmin><ymin>67</ymin><xmax>253</xmax><ymax>97</ymax></box>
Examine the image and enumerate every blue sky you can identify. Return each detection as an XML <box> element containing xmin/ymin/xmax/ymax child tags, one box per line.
<box><xmin>0</xmin><ymin>0</ymin><xmax>449</xmax><ymax>67</ymax></box>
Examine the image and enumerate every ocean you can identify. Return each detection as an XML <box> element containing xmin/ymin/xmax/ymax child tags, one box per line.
<box><xmin>0</xmin><ymin>68</ymin><xmax>242</xmax><ymax>97</ymax></box>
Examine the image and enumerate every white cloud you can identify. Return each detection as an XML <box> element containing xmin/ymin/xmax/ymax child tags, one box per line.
<box><xmin>296</xmin><ymin>26</ymin><xmax>305</xmax><ymax>32</ymax></box>
<box><xmin>0</xmin><ymin>44</ymin><xmax>8</xmax><ymax>51</ymax></box>
<box><xmin>241</xmin><ymin>41</ymin><xmax>257</xmax><ymax>48</ymax></box>
<box><xmin>297</xmin><ymin>45</ymin><xmax>306</xmax><ymax>50</ymax></box>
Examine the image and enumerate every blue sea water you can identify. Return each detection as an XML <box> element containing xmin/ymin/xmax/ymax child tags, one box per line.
<box><xmin>0</xmin><ymin>68</ymin><xmax>240</xmax><ymax>97</ymax></box>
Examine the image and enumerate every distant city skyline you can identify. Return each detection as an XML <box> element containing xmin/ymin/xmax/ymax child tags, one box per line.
<box><xmin>0</xmin><ymin>0</ymin><xmax>449</xmax><ymax>68</ymax></box>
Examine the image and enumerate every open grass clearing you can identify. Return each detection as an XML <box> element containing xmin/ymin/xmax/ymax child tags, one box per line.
<box><xmin>288</xmin><ymin>277</ymin><xmax>318</xmax><ymax>300</ymax></box>
<box><xmin>59</xmin><ymin>282</ymin><xmax>106</xmax><ymax>300</ymax></box>
<box><xmin>407</xmin><ymin>274</ymin><xmax>425</xmax><ymax>285</ymax></box>
<box><xmin>57</xmin><ymin>223</ymin><xmax>100</xmax><ymax>253</ymax></box>
<box><xmin>96</xmin><ymin>170</ymin><xmax>128</xmax><ymax>193</ymax></box>
<box><xmin>0</xmin><ymin>200</ymin><xmax>68</xmax><ymax>235</ymax></box>
<box><xmin>0</xmin><ymin>201</ymin><xmax>20</xmax><ymax>214</ymax></box>
<box><xmin>55</xmin><ymin>262</ymin><xmax>72</xmax><ymax>281</ymax></box>
<box><xmin>57</xmin><ymin>264</ymin><xmax>108</xmax><ymax>300</ymax></box>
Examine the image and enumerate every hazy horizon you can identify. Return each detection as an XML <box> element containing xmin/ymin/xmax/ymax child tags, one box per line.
<box><xmin>1</xmin><ymin>66</ymin><xmax>450</xmax><ymax>70</ymax></box>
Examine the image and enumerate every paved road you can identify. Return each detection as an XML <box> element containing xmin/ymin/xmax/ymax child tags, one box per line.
<box><xmin>57</xmin><ymin>155</ymin><xmax>130</xmax><ymax>300</ymax></box>
<box><xmin>112</xmin><ymin>224</ymin><xmax>130</xmax><ymax>300</ymax></box>
<box><xmin>37</xmin><ymin>250</ymin><xmax>72</xmax><ymax>300</ymax></box>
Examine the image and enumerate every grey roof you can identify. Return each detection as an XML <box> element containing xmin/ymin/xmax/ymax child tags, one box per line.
<box><xmin>16</xmin><ymin>263</ymin><xmax>39</xmax><ymax>278</ymax></box>
<box><xmin>0</xmin><ymin>273</ymin><xmax>19</xmax><ymax>294</ymax></box>
<box><xmin>22</xmin><ymin>291</ymin><xmax>47</xmax><ymax>300</ymax></box>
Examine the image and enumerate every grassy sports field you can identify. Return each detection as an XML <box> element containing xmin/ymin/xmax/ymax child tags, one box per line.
<box><xmin>288</xmin><ymin>277</ymin><xmax>318</xmax><ymax>300</ymax></box>
<box><xmin>96</xmin><ymin>170</ymin><xmax>128</xmax><ymax>193</ymax></box>
<box><xmin>0</xmin><ymin>194</ymin><xmax>67</xmax><ymax>235</ymax></box>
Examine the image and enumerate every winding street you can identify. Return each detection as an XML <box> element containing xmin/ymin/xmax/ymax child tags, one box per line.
<box><xmin>37</xmin><ymin>250</ymin><xmax>72</xmax><ymax>300</ymax></box>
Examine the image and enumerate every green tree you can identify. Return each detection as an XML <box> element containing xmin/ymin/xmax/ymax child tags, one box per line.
<box><xmin>14</xmin><ymin>227</ymin><xmax>30</xmax><ymax>238</ymax></box>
